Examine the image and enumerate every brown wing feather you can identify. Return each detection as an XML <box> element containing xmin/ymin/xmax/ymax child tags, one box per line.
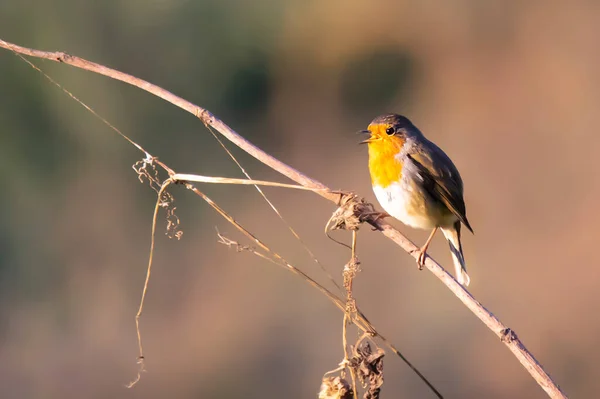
<box><xmin>407</xmin><ymin>149</ymin><xmax>473</xmax><ymax>233</ymax></box>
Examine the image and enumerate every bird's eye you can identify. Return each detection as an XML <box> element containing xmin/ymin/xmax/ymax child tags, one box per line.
<box><xmin>385</xmin><ymin>127</ymin><xmax>395</xmax><ymax>135</ymax></box>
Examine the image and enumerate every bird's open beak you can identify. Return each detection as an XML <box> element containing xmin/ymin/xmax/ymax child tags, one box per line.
<box><xmin>358</xmin><ymin>130</ymin><xmax>372</xmax><ymax>144</ymax></box>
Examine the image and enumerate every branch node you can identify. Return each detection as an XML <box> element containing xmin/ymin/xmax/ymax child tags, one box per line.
<box><xmin>343</xmin><ymin>256</ymin><xmax>360</xmax><ymax>315</ymax></box>
<box><xmin>196</xmin><ymin>108</ymin><xmax>215</xmax><ymax>126</ymax></box>
<box><xmin>216</xmin><ymin>233</ymin><xmax>254</xmax><ymax>252</ymax></box>
<box><xmin>500</xmin><ymin>328</ymin><xmax>518</xmax><ymax>344</ymax></box>
<box><xmin>56</xmin><ymin>52</ymin><xmax>70</xmax><ymax>62</ymax></box>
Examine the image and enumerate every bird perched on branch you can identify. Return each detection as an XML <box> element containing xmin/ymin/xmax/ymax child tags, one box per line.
<box><xmin>361</xmin><ymin>114</ymin><xmax>473</xmax><ymax>286</ymax></box>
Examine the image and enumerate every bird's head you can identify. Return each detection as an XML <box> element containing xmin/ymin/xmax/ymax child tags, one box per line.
<box><xmin>361</xmin><ymin>114</ymin><xmax>422</xmax><ymax>186</ymax></box>
<box><xmin>361</xmin><ymin>114</ymin><xmax>421</xmax><ymax>148</ymax></box>
<box><xmin>360</xmin><ymin>113</ymin><xmax>419</xmax><ymax>154</ymax></box>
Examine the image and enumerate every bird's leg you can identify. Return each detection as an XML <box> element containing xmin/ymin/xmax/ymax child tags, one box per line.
<box><xmin>415</xmin><ymin>227</ymin><xmax>438</xmax><ymax>270</ymax></box>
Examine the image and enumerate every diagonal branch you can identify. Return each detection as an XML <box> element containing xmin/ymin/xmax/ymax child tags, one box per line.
<box><xmin>0</xmin><ymin>38</ymin><xmax>568</xmax><ymax>399</ymax></box>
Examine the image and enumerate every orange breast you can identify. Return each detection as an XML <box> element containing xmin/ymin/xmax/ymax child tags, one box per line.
<box><xmin>368</xmin><ymin>141</ymin><xmax>403</xmax><ymax>188</ymax></box>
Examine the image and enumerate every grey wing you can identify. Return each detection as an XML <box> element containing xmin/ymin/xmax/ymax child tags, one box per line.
<box><xmin>404</xmin><ymin>143</ymin><xmax>473</xmax><ymax>233</ymax></box>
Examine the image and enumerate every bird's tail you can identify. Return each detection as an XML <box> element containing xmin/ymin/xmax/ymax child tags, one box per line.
<box><xmin>441</xmin><ymin>222</ymin><xmax>470</xmax><ymax>286</ymax></box>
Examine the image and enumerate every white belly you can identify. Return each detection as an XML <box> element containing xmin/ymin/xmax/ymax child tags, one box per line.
<box><xmin>372</xmin><ymin>182</ymin><xmax>456</xmax><ymax>229</ymax></box>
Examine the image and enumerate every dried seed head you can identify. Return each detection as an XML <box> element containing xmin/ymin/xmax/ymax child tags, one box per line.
<box><xmin>318</xmin><ymin>376</ymin><xmax>353</xmax><ymax>399</ymax></box>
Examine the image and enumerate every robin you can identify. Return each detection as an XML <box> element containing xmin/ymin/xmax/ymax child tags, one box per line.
<box><xmin>361</xmin><ymin>114</ymin><xmax>473</xmax><ymax>286</ymax></box>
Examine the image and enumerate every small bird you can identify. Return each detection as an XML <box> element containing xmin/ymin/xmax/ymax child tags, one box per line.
<box><xmin>361</xmin><ymin>113</ymin><xmax>473</xmax><ymax>286</ymax></box>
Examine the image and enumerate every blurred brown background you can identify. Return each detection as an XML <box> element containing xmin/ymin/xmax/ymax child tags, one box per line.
<box><xmin>1</xmin><ymin>1</ymin><xmax>599</xmax><ymax>398</ymax></box>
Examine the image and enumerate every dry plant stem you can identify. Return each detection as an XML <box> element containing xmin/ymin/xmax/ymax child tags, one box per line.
<box><xmin>343</xmin><ymin>313</ymin><xmax>358</xmax><ymax>399</ymax></box>
<box><xmin>185</xmin><ymin>183</ymin><xmax>366</xmax><ymax>328</ymax></box>
<box><xmin>191</xmin><ymin>183</ymin><xmax>441</xmax><ymax>397</ymax></box>
<box><xmin>345</xmin><ymin>230</ymin><xmax>359</xmax><ymax>399</ymax></box>
<box><xmin>171</xmin><ymin>173</ymin><xmax>324</xmax><ymax>191</ymax></box>
<box><xmin>0</xmin><ymin>38</ymin><xmax>567</xmax><ymax>399</ymax></box>
<box><xmin>205</xmin><ymin>127</ymin><xmax>342</xmax><ymax>293</ymax></box>
<box><xmin>216</xmin><ymin>233</ymin><xmax>441</xmax><ymax>398</ymax></box>
<box><xmin>127</xmin><ymin>178</ymin><xmax>174</xmax><ymax>388</ymax></box>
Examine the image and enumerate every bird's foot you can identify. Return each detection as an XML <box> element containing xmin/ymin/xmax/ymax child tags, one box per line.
<box><xmin>363</xmin><ymin>211</ymin><xmax>391</xmax><ymax>222</ymax></box>
<box><xmin>369</xmin><ymin>211</ymin><xmax>390</xmax><ymax>222</ymax></box>
<box><xmin>413</xmin><ymin>248</ymin><xmax>428</xmax><ymax>270</ymax></box>
<box><xmin>362</xmin><ymin>211</ymin><xmax>390</xmax><ymax>230</ymax></box>
<box><xmin>412</xmin><ymin>227</ymin><xmax>437</xmax><ymax>270</ymax></box>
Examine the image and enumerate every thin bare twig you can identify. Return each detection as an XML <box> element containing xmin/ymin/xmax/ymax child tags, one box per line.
<box><xmin>171</xmin><ymin>173</ymin><xmax>325</xmax><ymax>191</ymax></box>
<box><xmin>203</xmin><ymin>194</ymin><xmax>442</xmax><ymax>398</ymax></box>
<box><xmin>205</xmin><ymin>126</ymin><xmax>342</xmax><ymax>293</ymax></box>
<box><xmin>127</xmin><ymin>177</ymin><xmax>176</xmax><ymax>387</ymax></box>
<box><xmin>0</xmin><ymin>38</ymin><xmax>567</xmax><ymax>399</ymax></box>
<box><xmin>344</xmin><ymin>230</ymin><xmax>360</xmax><ymax>399</ymax></box>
